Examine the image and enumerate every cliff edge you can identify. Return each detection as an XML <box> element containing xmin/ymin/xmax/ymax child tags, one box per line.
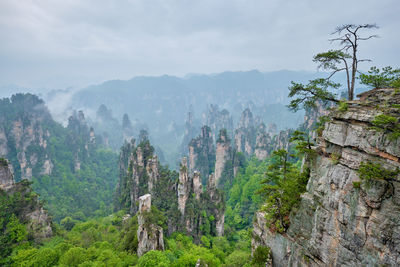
<box><xmin>252</xmin><ymin>88</ymin><xmax>400</xmax><ymax>266</ymax></box>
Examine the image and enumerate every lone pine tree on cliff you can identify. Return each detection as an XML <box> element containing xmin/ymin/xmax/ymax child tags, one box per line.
<box><xmin>288</xmin><ymin>23</ymin><xmax>379</xmax><ymax>111</ymax></box>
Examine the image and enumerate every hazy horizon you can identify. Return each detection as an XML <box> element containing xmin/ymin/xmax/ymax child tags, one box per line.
<box><xmin>1</xmin><ymin>0</ymin><xmax>399</xmax><ymax>89</ymax></box>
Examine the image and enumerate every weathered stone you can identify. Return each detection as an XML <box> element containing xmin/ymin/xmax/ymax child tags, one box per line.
<box><xmin>215</xmin><ymin>129</ymin><xmax>231</xmax><ymax>185</ymax></box>
<box><xmin>1</xmin><ymin>161</ymin><xmax>52</xmax><ymax>241</ymax></box>
<box><xmin>137</xmin><ymin>194</ymin><xmax>165</xmax><ymax>257</ymax></box>
<box><xmin>188</xmin><ymin>126</ymin><xmax>215</xmax><ymax>183</ymax></box>
<box><xmin>203</xmin><ymin>104</ymin><xmax>233</xmax><ymax>144</ymax></box>
<box><xmin>0</xmin><ymin>160</ymin><xmax>14</xmax><ymax>190</ymax></box>
<box><xmin>252</xmin><ymin>88</ymin><xmax>400</xmax><ymax>266</ymax></box>
<box><xmin>193</xmin><ymin>171</ymin><xmax>202</xmax><ymax>200</ymax></box>
<box><xmin>254</xmin><ymin>123</ymin><xmax>272</xmax><ymax>160</ymax></box>
<box><xmin>178</xmin><ymin>157</ymin><xmax>189</xmax><ymax>215</ymax></box>
<box><xmin>235</xmin><ymin>108</ymin><xmax>256</xmax><ymax>157</ymax></box>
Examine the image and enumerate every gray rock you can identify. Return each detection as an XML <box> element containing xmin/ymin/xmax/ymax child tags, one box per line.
<box><xmin>252</xmin><ymin>88</ymin><xmax>400</xmax><ymax>266</ymax></box>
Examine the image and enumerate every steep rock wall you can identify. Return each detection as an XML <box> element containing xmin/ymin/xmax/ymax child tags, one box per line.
<box><xmin>252</xmin><ymin>88</ymin><xmax>400</xmax><ymax>266</ymax></box>
<box><xmin>137</xmin><ymin>194</ymin><xmax>164</xmax><ymax>257</ymax></box>
<box><xmin>0</xmin><ymin>159</ymin><xmax>53</xmax><ymax>242</ymax></box>
<box><xmin>215</xmin><ymin>129</ymin><xmax>232</xmax><ymax>186</ymax></box>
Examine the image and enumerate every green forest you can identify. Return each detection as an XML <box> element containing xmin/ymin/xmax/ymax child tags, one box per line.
<box><xmin>0</xmin><ymin>107</ymin><xmax>309</xmax><ymax>266</ymax></box>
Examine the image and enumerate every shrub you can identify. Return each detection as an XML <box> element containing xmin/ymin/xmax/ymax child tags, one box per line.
<box><xmin>252</xmin><ymin>246</ymin><xmax>271</xmax><ymax>266</ymax></box>
<box><xmin>338</xmin><ymin>101</ymin><xmax>349</xmax><ymax>112</ymax></box>
<box><xmin>330</xmin><ymin>153</ymin><xmax>341</xmax><ymax>165</ymax></box>
<box><xmin>357</xmin><ymin>161</ymin><xmax>399</xmax><ymax>182</ymax></box>
<box><xmin>352</xmin><ymin>181</ymin><xmax>361</xmax><ymax>189</ymax></box>
<box><xmin>371</xmin><ymin>114</ymin><xmax>400</xmax><ymax>140</ymax></box>
<box><xmin>137</xmin><ymin>250</ymin><xmax>171</xmax><ymax>267</ymax></box>
<box><xmin>359</xmin><ymin>66</ymin><xmax>400</xmax><ymax>88</ymax></box>
<box><xmin>59</xmin><ymin>247</ymin><xmax>88</xmax><ymax>267</ymax></box>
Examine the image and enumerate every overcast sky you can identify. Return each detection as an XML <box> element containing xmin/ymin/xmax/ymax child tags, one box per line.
<box><xmin>0</xmin><ymin>0</ymin><xmax>399</xmax><ymax>89</ymax></box>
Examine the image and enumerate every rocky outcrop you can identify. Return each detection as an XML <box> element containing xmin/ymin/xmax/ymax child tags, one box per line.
<box><xmin>122</xmin><ymin>113</ymin><xmax>134</xmax><ymax>143</ymax></box>
<box><xmin>270</xmin><ymin>129</ymin><xmax>293</xmax><ymax>152</ymax></box>
<box><xmin>193</xmin><ymin>171</ymin><xmax>202</xmax><ymax>200</ymax></box>
<box><xmin>181</xmin><ymin>109</ymin><xmax>200</xmax><ymax>156</ymax></box>
<box><xmin>178</xmin><ymin>157</ymin><xmax>190</xmax><ymax>215</ymax></box>
<box><xmin>188</xmin><ymin>126</ymin><xmax>215</xmax><ymax>184</ymax></box>
<box><xmin>203</xmin><ymin>104</ymin><xmax>234</xmax><ymax>143</ymax></box>
<box><xmin>234</xmin><ymin>108</ymin><xmax>289</xmax><ymax>160</ymax></box>
<box><xmin>0</xmin><ymin>159</ymin><xmax>52</xmax><ymax>242</ymax></box>
<box><xmin>117</xmin><ymin>134</ymin><xmax>225</xmax><ymax>242</ymax></box>
<box><xmin>206</xmin><ymin>173</ymin><xmax>225</xmax><ymax>237</ymax></box>
<box><xmin>178</xmin><ymin>161</ymin><xmax>225</xmax><ymax>238</ymax></box>
<box><xmin>215</xmin><ymin>129</ymin><xmax>232</xmax><ymax>186</ymax></box>
<box><xmin>252</xmin><ymin>88</ymin><xmax>400</xmax><ymax>266</ymax></box>
<box><xmin>137</xmin><ymin>194</ymin><xmax>164</xmax><ymax>257</ymax></box>
<box><xmin>116</xmin><ymin>139</ymin><xmax>160</xmax><ymax>214</ymax></box>
<box><xmin>234</xmin><ymin>108</ymin><xmax>256</xmax><ymax>157</ymax></box>
<box><xmin>0</xmin><ymin>94</ymin><xmax>54</xmax><ymax>180</ymax></box>
<box><xmin>254</xmin><ymin>123</ymin><xmax>272</xmax><ymax>160</ymax></box>
<box><xmin>0</xmin><ymin>159</ymin><xmax>14</xmax><ymax>190</ymax></box>
<box><xmin>303</xmin><ymin>101</ymin><xmax>331</xmax><ymax>132</ymax></box>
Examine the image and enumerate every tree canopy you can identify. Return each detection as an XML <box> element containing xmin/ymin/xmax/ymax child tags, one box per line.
<box><xmin>288</xmin><ymin>24</ymin><xmax>379</xmax><ymax>111</ymax></box>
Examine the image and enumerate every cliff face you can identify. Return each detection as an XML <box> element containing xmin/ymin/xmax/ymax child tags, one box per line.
<box><xmin>137</xmin><ymin>194</ymin><xmax>164</xmax><ymax>257</ymax></box>
<box><xmin>234</xmin><ymin>108</ymin><xmax>256</xmax><ymax>157</ymax></box>
<box><xmin>203</xmin><ymin>104</ymin><xmax>234</xmax><ymax>143</ymax></box>
<box><xmin>252</xmin><ymin>88</ymin><xmax>400</xmax><ymax>266</ymax></box>
<box><xmin>188</xmin><ymin>126</ymin><xmax>215</xmax><ymax>184</ymax></box>
<box><xmin>254</xmin><ymin>123</ymin><xmax>272</xmax><ymax>161</ymax></box>
<box><xmin>0</xmin><ymin>159</ymin><xmax>52</xmax><ymax>242</ymax></box>
<box><xmin>117</xmin><ymin>140</ymin><xmax>225</xmax><ymax>241</ymax></box>
<box><xmin>0</xmin><ymin>159</ymin><xmax>14</xmax><ymax>190</ymax></box>
<box><xmin>0</xmin><ymin>94</ymin><xmax>54</xmax><ymax>180</ymax></box>
<box><xmin>178</xmin><ymin>158</ymin><xmax>225</xmax><ymax>238</ymax></box>
<box><xmin>116</xmin><ymin>139</ymin><xmax>159</xmax><ymax>214</ymax></box>
<box><xmin>180</xmin><ymin>109</ymin><xmax>200</xmax><ymax>156</ymax></box>
<box><xmin>122</xmin><ymin>113</ymin><xmax>134</xmax><ymax>143</ymax></box>
<box><xmin>234</xmin><ymin>108</ymin><xmax>286</xmax><ymax>159</ymax></box>
<box><xmin>215</xmin><ymin>129</ymin><xmax>232</xmax><ymax>186</ymax></box>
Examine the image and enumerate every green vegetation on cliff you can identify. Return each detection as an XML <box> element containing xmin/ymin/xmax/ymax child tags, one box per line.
<box><xmin>0</xmin><ymin>94</ymin><xmax>119</xmax><ymax>222</ymax></box>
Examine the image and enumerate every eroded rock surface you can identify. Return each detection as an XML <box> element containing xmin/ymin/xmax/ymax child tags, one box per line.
<box><xmin>252</xmin><ymin>88</ymin><xmax>400</xmax><ymax>266</ymax></box>
<box><xmin>215</xmin><ymin>129</ymin><xmax>232</xmax><ymax>185</ymax></box>
<box><xmin>188</xmin><ymin>126</ymin><xmax>215</xmax><ymax>183</ymax></box>
<box><xmin>137</xmin><ymin>194</ymin><xmax>164</xmax><ymax>257</ymax></box>
<box><xmin>0</xmin><ymin>160</ymin><xmax>52</xmax><ymax>242</ymax></box>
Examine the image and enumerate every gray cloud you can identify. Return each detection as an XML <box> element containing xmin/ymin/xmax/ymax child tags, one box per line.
<box><xmin>0</xmin><ymin>0</ymin><xmax>398</xmax><ymax>89</ymax></box>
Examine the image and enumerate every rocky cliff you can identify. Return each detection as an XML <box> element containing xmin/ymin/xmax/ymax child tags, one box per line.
<box><xmin>180</xmin><ymin>108</ymin><xmax>200</xmax><ymax>157</ymax></box>
<box><xmin>252</xmin><ymin>88</ymin><xmax>400</xmax><ymax>266</ymax></box>
<box><xmin>234</xmin><ymin>108</ymin><xmax>286</xmax><ymax>159</ymax></box>
<box><xmin>137</xmin><ymin>194</ymin><xmax>165</xmax><ymax>257</ymax></box>
<box><xmin>234</xmin><ymin>108</ymin><xmax>256</xmax><ymax>157</ymax></box>
<box><xmin>116</xmin><ymin>138</ymin><xmax>159</xmax><ymax>214</ymax></box>
<box><xmin>215</xmin><ymin>129</ymin><xmax>232</xmax><ymax>186</ymax></box>
<box><xmin>177</xmin><ymin>157</ymin><xmax>225</xmax><ymax>238</ymax></box>
<box><xmin>0</xmin><ymin>158</ymin><xmax>52</xmax><ymax>242</ymax></box>
<box><xmin>203</xmin><ymin>104</ymin><xmax>234</xmax><ymax>143</ymax></box>
<box><xmin>0</xmin><ymin>94</ymin><xmax>54</xmax><ymax>180</ymax></box>
<box><xmin>254</xmin><ymin>123</ymin><xmax>272</xmax><ymax>161</ymax></box>
<box><xmin>117</xmin><ymin>139</ymin><xmax>225</xmax><ymax>241</ymax></box>
<box><xmin>188</xmin><ymin>126</ymin><xmax>215</xmax><ymax>184</ymax></box>
<box><xmin>122</xmin><ymin>113</ymin><xmax>134</xmax><ymax>143</ymax></box>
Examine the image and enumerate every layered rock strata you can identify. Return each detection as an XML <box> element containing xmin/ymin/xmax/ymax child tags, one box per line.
<box><xmin>252</xmin><ymin>88</ymin><xmax>400</xmax><ymax>266</ymax></box>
